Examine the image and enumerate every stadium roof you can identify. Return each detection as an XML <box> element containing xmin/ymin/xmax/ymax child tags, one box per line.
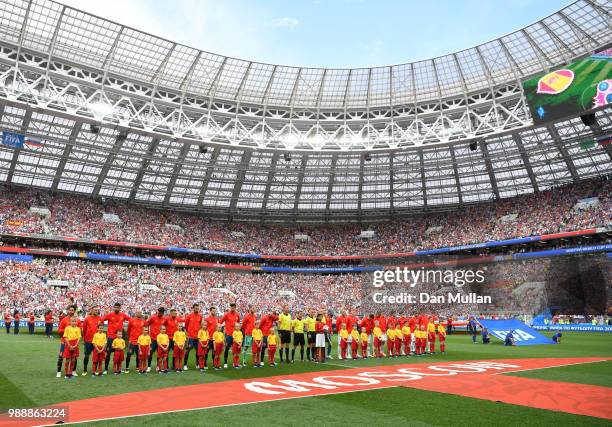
<box><xmin>0</xmin><ymin>0</ymin><xmax>610</xmax><ymax>220</ymax></box>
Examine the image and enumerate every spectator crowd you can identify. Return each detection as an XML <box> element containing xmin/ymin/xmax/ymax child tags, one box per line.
<box><xmin>0</xmin><ymin>179</ymin><xmax>609</xmax><ymax>256</ymax></box>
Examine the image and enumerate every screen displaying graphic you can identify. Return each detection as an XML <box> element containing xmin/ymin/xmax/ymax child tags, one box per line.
<box><xmin>522</xmin><ymin>49</ymin><xmax>612</xmax><ymax>124</ymax></box>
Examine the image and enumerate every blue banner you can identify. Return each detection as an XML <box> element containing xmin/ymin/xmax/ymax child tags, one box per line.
<box><xmin>0</xmin><ymin>253</ymin><xmax>33</xmax><ymax>262</ymax></box>
<box><xmin>260</xmin><ymin>265</ymin><xmax>383</xmax><ymax>273</ymax></box>
<box><xmin>1</xmin><ymin>131</ymin><xmax>24</xmax><ymax>148</ymax></box>
<box><xmin>533</xmin><ymin>324</ymin><xmax>612</xmax><ymax>333</ymax></box>
<box><xmin>85</xmin><ymin>252</ymin><xmax>173</xmax><ymax>265</ymax></box>
<box><xmin>0</xmin><ymin>321</ymin><xmax>58</xmax><ymax>328</ymax></box>
<box><xmin>513</xmin><ymin>244</ymin><xmax>612</xmax><ymax>259</ymax></box>
<box><xmin>478</xmin><ymin>318</ymin><xmax>555</xmax><ymax>345</ymax></box>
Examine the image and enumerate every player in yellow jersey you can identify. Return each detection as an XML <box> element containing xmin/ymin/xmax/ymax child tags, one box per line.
<box><xmin>173</xmin><ymin>323</ymin><xmax>187</xmax><ymax>372</ymax></box>
<box><xmin>62</xmin><ymin>317</ymin><xmax>81</xmax><ymax>379</ymax></box>
<box><xmin>395</xmin><ymin>325</ymin><xmax>403</xmax><ymax>356</ymax></box>
<box><xmin>373</xmin><ymin>320</ymin><xmax>383</xmax><ymax>358</ymax></box>
<box><xmin>267</xmin><ymin>327</ymin><xmax>278</xmax><ymax>366</ymax></box>
<box><xmin>212</xmin><ymin>324</ymin><xmax>225</xmax><ymax>370</ymax></box>
<box><xmin>386</xmin><ymin>326</ymin><xmax>396</xmax><ymax>357</ymax></box>
<box><xmin>232</xmin><ymin>329</ymin><xmax>243</xmax><ymax>369</ymax></box>
<box><xmin>197</xmin><ymin>320</ymin><xmax>209</xmax><ymax>372</ymax></box>
<box><xmin>136</xmin><ymin>326</ymin><xmax>151</xmax><ymax>374</ymax></box>
<box><xmin>338</xmin><ymin>323</ymin><xmax>349</xmax><ymax>359</ymax></box>
<box><xmin>360</xmin><ymin>327</ymin><xmax>369</xmax><ymax>359</ymax></box>
<box><xmin>427</xmin><ymin>321</ymin><xmax>437</xmax><ymax>354</ymax></box>
<box><xmin>156</xmin><ymin>325</ymin><xmax>170</xmax><ymax>373</ymax></box>
<box><xmin>251</xmin><ymin>321</ymin><xmax>263</xmax><ymax>368</ymax></box>
<box><xmin>91</xmin><ymin>323</ymin><xmax>107</xmax><ymax>377</ymax></box>
<box><xmin>350</xmin><ymin>324</ymin><xmax>360</xmax><ymax>360</ymax></box>
<box><xmin>437</xmin><ymin>323</ymin><xmax>447</xmax><ymax>353</ymax></box>
<box><xmin>401</xmin><ymin>323</ymin><xmax>412</xmax><ymax>356</ymax></box>
<box><xmin>111</xmin><ymin>330</ymin><xmax>126</xmax><ymax>374</ymax></box>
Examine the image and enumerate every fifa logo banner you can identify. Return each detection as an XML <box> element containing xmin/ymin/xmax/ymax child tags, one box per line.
<box><xmin>478</xmin><ymin>319</ymin><xmax>555</xmax><ymax>346</ymax></box>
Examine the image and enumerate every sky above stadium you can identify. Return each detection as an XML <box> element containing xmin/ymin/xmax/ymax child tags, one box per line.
<box><xmin>59</xmin><ymin>0</ymin><xmax>571</xmax><ymax>68</ymax></box>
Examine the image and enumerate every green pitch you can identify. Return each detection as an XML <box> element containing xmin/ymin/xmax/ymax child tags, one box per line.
<box><xmin>0</xmin><ymin>331</ymin><xmax>610</xmax><ymax>426</ymax></box>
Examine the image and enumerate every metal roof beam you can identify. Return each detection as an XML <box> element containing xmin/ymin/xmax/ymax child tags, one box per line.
<box><xmin>229</xmin><ymin>149</ymin><xmax>252</xmax><ymax>212</ymax></box>
<box><xmin>293</xmin><ymin>154</ymin><xmax>308</xmax><ymax>213</ymax></box>
<box><xmin>389</xmin><ymin>154</ymin><xmax>395</xmax><ymax>210</ymax></box>
<box><xmin>325</xmin><ymin>154</ymin><xmax>338</xmax><ymax>211</ymax></box>
<box><xmin>557</xmin><ymin>10</ymin><xmax>598</xmax><ymax>51</ymax></box>
<box><xmin>51</xmin><ymin>121</ymin><xmax>83</xmax><ymax>192</ymax></box>
<box><xmin>479</xmin><ymin>139</ymin><xmax>500</xmax><ymax>200</ymax></box>
<box><xmin>127</xmin><ymin>137</ymin><xmax>161</xmax><ymax>201</ymax></box>
<box><xmin>162</xmin><ymin>142</ymin><xmax>191</xmax><ymax>207</ymax></box>
<box><xmin>449</xmin><ymin>144</ymin><xmax>463</xmax><ymax>205</ymax></box>
<box><xmin>262</xmin><ymin>152</ymin><xmax>280</xmax><ymax>211</ymax></box>
<box><xmin>357</xmin><ymin>155</ymin><xmax>365</xmax><ymax>212</ymax></box>
<box><xmin>546</xmin><ymin>123</ymin><xmax>579</xmax><ymax>183</ymax></box>
<box><xmin>512</xmin><ymin>133</ymin><xmax>539</xmax><ymax>192</ymax></box>
<box><xmin>197</xmin><ymin>146</ymin><xmax>221</xmax><ymax>209</ymax></box>
<box><xmin>418</xmin><ymin>149</ymin><xmax>427</xmax><ymax>207</ymax></box>
<box><xmin>521</xmin><ymin>29</ymin><xmax>552</xmax><ymax>72</ymax></box>
<box><xmin>6</xmin><ymin>108</ymin><xmax>32</xmax><ymax>184</ymax></box>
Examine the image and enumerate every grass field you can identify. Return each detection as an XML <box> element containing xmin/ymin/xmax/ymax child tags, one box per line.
<box><xmin>0</xmin><ymin>330</ymin><xmax>610</xmax><ymax>426</ymax></box>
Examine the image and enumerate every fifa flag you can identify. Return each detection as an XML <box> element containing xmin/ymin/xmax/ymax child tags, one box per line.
<box><xmin>478</xmin><ymin>319</ymin><xmax>555</xmax><ymax>346</ymax></box>
<box><xmin>1</xmin><ymin>130</ymin><xmax>24</xmax><ymax>148</ymax></box>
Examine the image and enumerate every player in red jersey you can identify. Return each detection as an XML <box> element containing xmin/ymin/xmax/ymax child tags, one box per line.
<box><xmin>145</xmin><ymin>307</ymin><xmax>165</xmax><ymax>371</ymax></box>
<box><xmin>184</xmin><ymin>303</ymin><xmax>202</xmax><ymax>371</ymax></box>
<box><xmin>259</xmin><ymin>311</ymin><xmax>278</xmax><ymax>364</ymax></box>
<box><xmin>44</xmin><ymin>310</ymin><xmax>54</xmax><ymax>338</ymax></box>
<box><xmin>163</xmin><ymin>308</ymin><xmax>184</xmax><ymax>372</ymax></box>
<box><xmin>204</xmin><ymin>306</ymin><xmax>219</xmax><ymax>368</ymax></box>
<box><xmin>81</xmin><ymin>306</ymin><xmax>101</xmax><ymax>376</ymax></box>
<box><xmin>102</xmin><ymin>302</ymin><xmax>130</xmax><ymax>374</ymax></box>
<box><xmin>125</xmin><ymin>310</ymin><xmax>145</xmax><ymax>373</ymax></box>
<box><xmin>3</xmin><ymin>311</ymin><xmax>11</xmax><ymax>334</ymax></box>
<box><xmin>12</xmin><ymin>311</ymin><xmax>20</xmax><ymax>334</ymax></box>
<box><xmin>220</xmin><ymin>303</ymin><xmax>240</xmax><ymax>368</ymax></box>
<box><xmin>27</xmin><ymin>312</ymin><xmax>35</xmax><ymax>335</ymax></box>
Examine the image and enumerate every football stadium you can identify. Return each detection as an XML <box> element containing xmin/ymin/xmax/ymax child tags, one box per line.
<box><xmin>0</xmin><ymin>0</ymin><xmax>611</xmax><ymax>425</ymax></box>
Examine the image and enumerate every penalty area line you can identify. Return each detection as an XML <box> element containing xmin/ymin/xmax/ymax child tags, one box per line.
<box><xmin>35</xmin><ymin>386</ymin><xmax>399</xmax><ymax>427</ymax></box>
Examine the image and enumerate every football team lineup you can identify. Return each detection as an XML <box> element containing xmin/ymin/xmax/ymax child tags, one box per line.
<box><xmin>0</xmin><ymin>0</ymin><xmax>610</xmax><ymax>426</ymax></box>
<box><xmin>0</xmin><ymin>302</ymin><xmax>611</xmax><ymax>426</ymax></box>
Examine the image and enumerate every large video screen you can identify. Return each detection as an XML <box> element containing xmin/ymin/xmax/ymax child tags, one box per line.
<box><xmin>522</xmin><ymin>50</ymin><xmax>611</xmax><ymax>124</ymax></box>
